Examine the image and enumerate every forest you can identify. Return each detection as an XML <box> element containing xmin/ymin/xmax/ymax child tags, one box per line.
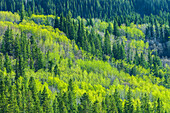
<box><xmin>0</xmin><ymin>0</ymin><xmax>170</xmax><ymax>113</ymax></box>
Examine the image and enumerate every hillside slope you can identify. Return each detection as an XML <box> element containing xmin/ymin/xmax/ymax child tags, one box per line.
<box><xmin>0</xmin><ymin>11</ymin><xmax>169</xmax><ymax>113</ymax></box>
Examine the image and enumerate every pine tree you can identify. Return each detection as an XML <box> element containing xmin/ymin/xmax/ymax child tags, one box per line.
<box><xmin>89</xmin><ymin>15</ymin><xmax>93</xmax><ymax>27</ymax></box>
<box><xmin>20</xmin><ymin>1</ymin><xmax>25</xmax><ymax>22</ymax></box>
<box><xmin>59</xmin><ymin>13</ymin><xmax>65</xmax><ymax>31</ymax></box>
<box><xmin>104</xmin><ymin>30</ymin><xmax>111</xmax><ymax>55</ymax></box>
<box><xmin>77</xmin><ymin>19</ymin><xmax>85</xmax><ymax>46</ymax></box>
<box><xmin>157</xmin><ymin>98</ymin><xmax>163</xmax><ymax>113</ymax></box>
<box><xmin>8</xmin><ymin>85</ymin><xmax>16</xmax><ymax>113</ymax></box>
<box><xmin>101</xmin><ymin>99</ymin><xmax>107</xmax><ymax>113</ymax></box>
<box><xmin>164</xmin><ymin>26</ymin><xmax>170</xmax><ymax>42</ymax></box>
<box><xmin>54</xmin><ymin>64</ymin><xmax>60</xmax><ymax>77</ymax></box>
<box><xmin>113</xmin><ymin>19</ymin><xmax>120</xmax><ymax>39</ymax></box>
<box><xmin>120</xmin><ymin>42</ymin><xmax>126</xmax><ymax>60</ymax></box>
<box><xmin>107</xmin><ymin>23</ymin><xmax>113</xmax><ymax>34</ymax></box>
<box><xmin>41</xmin><ymin>87</ymin><xmax>48</xmax><ymax>105</ymax></box>
<box><xmin>26</xmin><ymin>90</ymin><xmax>34</xmax><ymax>113</ymax></box>
<box><xmin>79</xmin><ymin>93</ymin><xmax>92</xmax><ymax>113</ymax></box>
<box><xmin>114</xmin><ymin>88</ymin><xmax>122</xmax><ymax>113</ymax></box>
<box><xmin>148</xmin><ymin>50</ymin><xmax>153</xmax><ymax>69</ymax></box>
<box><xmin>134</xmin><ymin>49</ymin><xmax>139</xmax><ymax>65</ymax></box>
<box><xmin>4</xmin><ymin>53</ymin><xmax>12</xmax><ymax>73</ymax></box>
<box><xmin>29</xmin><ymin>77</ymin><xmax>37</xmax><ymax>101</ymax></box>
<box><xmin>136</xmin><ymin>100</ymin><xmax>141</xmax><ymax>113</ymax></box>
<box><xmin>58</xmin><ymin>93</ymin><xmax>68</xmax><ymax>113</ymax></box>
<box><xmin>92</xmin><ymin>100</ymin><xmax>100</xmax><ymax>113</ymax></box>
<box><xmin>14</xmin><ymin>34</ymin><xmax>21</xmax><ymax>59</ymax></box>
<box><xmin>112</xmin><ymin>42</ymin><xmax>118</xmax><ymax>59</ymax></box>
<box><xmin>19</xmin><ymin>55</ymin><xmax>25</xmax><ymax>78</ymax></box>
<box><xmin>141</xmin><ymin>93</ymin><xmax>151</xmax><ymax>113</ymax></box>
<box><xmin>53</xmin><ymin>96</ymin><xmax>59</xmax><ymax>113</ymax></box>
<box><xmin>140</xmin><ymin>52</ymin><xmax>147</xmax><ymax>68</ymax></box>
<box><xmin>125</xmin><ymin>87</ymin><xmax>134</xmax><ymax>113</ymax></box>
<box><xmin>69</xmin><ymin>21</ymin><xmax>76</xmax><ymax>40</ymax></box>
<box><xmin>68</xmin><ymin>79</ymin><xmax>77</xmax><ymax>113</ymax></box>
<box><xmin>54</xmin><ymin>15</ymin><xmax>59</xmax><ymax>29</ymax></box>
<box><xmin>95</xmin><ymin>36</ymin><xmax>102</xmax><ymax>58</ymax></box>
<box><xmin>0</xmin><ymin>53</ymin><xmax>4</xmax><ymax>71</ymax></box>
<box><xmin>2</xmin><ymin>27</ymin><xmax>13</xmax><ymax>55</ymax></box>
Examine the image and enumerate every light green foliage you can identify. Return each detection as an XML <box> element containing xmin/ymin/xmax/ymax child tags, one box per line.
<box><xmin>0</xmin><ymin>11</ymin><xmax>20</xmax><ymax>23</ymax></box>
<box><xmin>98</xmin><ymin>21</ymin><xmax>109</xmax><ymax>32</ymax></box>
<box><xmin>0</xmin><ymin>11</ymin><xmax>170</xmax><ymax>112</ymax></box>
<box><xmin>120</xmin><ymin>23</ymin><xmax>145</xmax><ymax>39</ymax></box>
<box><xmin>30</xmin><ymin>14</ymin><xmax>55</xmax><ymax>26</ymax></box>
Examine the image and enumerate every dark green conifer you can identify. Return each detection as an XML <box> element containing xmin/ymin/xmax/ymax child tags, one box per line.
<box><xmin>104</xmin><ymin>30</ymin><xmax>111</xmax><ymax>55</ymax></box>
<box><xmin>4</xmin><ymin>53</ymin><xmax>12</xmax><ymax>73</ymax></box>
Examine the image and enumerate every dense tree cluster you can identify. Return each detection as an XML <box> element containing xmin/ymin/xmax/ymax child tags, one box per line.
<box><xmin>0</xmin><ymin>0</ymin><xmax>170</xmax><ymax>112</ymax></box>
<box><xmin>0</xmin><ymin>13</ymin><xmax>169</xmax><ymax>112</ymax></box>
<box><xmin>0</xmin><ymin>74</ymin><xmax>165</xmax><ymax>113</ymax></box>
<box><xmin>0</xmin><ymin>0</ymin><xmax>170</xmax><ymax>20</ymax></box>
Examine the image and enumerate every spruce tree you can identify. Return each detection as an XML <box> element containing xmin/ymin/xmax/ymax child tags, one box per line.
<box><xmin>112</xmin><ymin>42</ymin><xmax>118</xmax><ymax>59</ymax></box>
<box><xmin>0</xmin><ymin>53</ymin><xmax>4</xmax><ymax>71</ymax></box>
<box><xmin>68</xmin><ymin>79</ymin><xmax>77</xmax><ymax>113</ymax></box>
<box><xmin>92</xmin><ymin>100</ymin><xmax>100</xmax><ymax>113</ymax></box>
<box><xmin>4</xmin><ymin>53</ymin><xmax>12</xmax><ymax>73</ymax></box>
<box><xmin>14</xmin><ymin>34</ymin><xmax>21</xmax><ymax>59</ymax></box>
<box><xmin>20</xmin><ymin>1</ymin><xmax>25</xmax><ymax>22</ymax></box>
<box><xmin>79</xmin><ymin>93</ymin><xmax>92</xmax><ymax>113</ymax></box>
<box><xmin>26</xmin><ymin>90</ymin><xmax>34</xmax><ymax>113</ymax></box>
<box><xmin>140</xmin><ymin>52</ymin><xmax>147</xmax><ymax>68</ymax></box>
<box><xmin>157</xmin><ymin>98</ymin><xmax>163</xmax><ymax>113</ymax></box>
<box><xmin>54</xmin><ymin>15</ymin><xmax>59</xmax><ymax>29</ymax></box>
<box><xmin>114</xmin><ymin>88</ymin><xmax>122</xmax><ymax>113</ymax></box>
<box><xmin>53</xmin><ymin>96</ymin><xmax>59</xmax><ymax>113</ymax></box>
<box><xmin>104</xmin><ymin>30</ymin><xmax>111</xmax><ymax>55</ymax></box>
<box><xmin>113</xmin><ymin>19</ymin><xmax>120</xmax><ymax>39</ymax></box>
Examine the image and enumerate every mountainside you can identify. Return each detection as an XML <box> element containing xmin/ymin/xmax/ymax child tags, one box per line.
<box><xmin>0</xmin><ymin>0</ymin><xmax>170</xmax><ymax>113</ymax></box>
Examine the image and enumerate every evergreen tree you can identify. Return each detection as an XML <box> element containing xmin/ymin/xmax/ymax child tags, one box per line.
<box><xmin>68</xmin><ymin>79</ymin><xmax>77</xmax><ymax>113</ymax></box>
<box><xmin>0</xmin><ymin>53</ymin><xmax>4</xmax><ymax>71</ymax></box>
<box><xmin>59</xmin><ymin>13</ymin><xmax>65</xmax><ymax>31</ymax></box>
<box><xmin>19</xmin><ymin>55</ymin><xmax>25</xmax><ymax>78</ymax></box>
<box><xmin>107</xmin><ymin>23</ymin><xmax>113</xmax><ymax>34</ymax></box>
<box><xmin>79</xmin><ymin>93</ymin><xmax>92</xmax><ymax>113</ymax></box>
<box><xmin>92</xmin><ymin>100</ymin><xmax>100</xmax><ymax>113</ymax></box>
<box><xmin>20</xmin><ymin>1</ymin><xmax>25</xmax><ymax>22</ymax></box>
<box><xmin>2</xmin><ymin>27</ymin><xmax>13</xmax><ymax>55</ymax></box>
<box><xmin>140</xmin><ymin>52</ymin><xmax>147</xmax><ymax>68</ymax></box>
<box><xmin>77</xmin><ymin>19</ymin><xmax>85</xmax><ymax>46</ymax></box>
<box><xmin>14</xmin><ymin>34</ymin><xmax>21</xmax><ymax>59</ymax></box>
<box><xmin>157</xmin><ymin>98</ymin><xmax>163</xmax><ymax>113</ymax></box>
<box><xmin>53</xmin><ymin>96</ymin><xmax>59</xmax><ymax>113</ymax></box>
<box><xmin>41</xmin><ymin>87</ymin><xmax>49</xmax><ymax>112</ymax></box>
<box><xmin>114</xmin><ymin>88</ymin><xmax>122</xmax><ymax>113</ymax></box>
<box><xmin>112</xmin><ymin>42</ymin><xmax>118</xmax><ymax>59</ymax></box>
<box><xmin>4</xmin><ymin>53</ymin><xmax>12</xmax><ymax>73</ymax></box>
<box><xmin>54</xmin><ymin>15</ymin><xmax>59</xmax><ymax>29</ymax></box>
<box><xmin>104</xmin><ymin>30</ymin><xmax>111</xmax><ymax>55</ymax></box>
<box><xmin>113</xmin><ymin>19</ymin><xmax>120</xmax><ymax>39</ymax></box>
<box><xmin>125</xmin><ymin>87</ymin><xmax>134</xmax><ymax>113</ymax></box>
<box><xmin>134</xmin><ymin>49</ymin><xmax>140</xmax><ymax>65</ymax></box>
<box><xmin>148</xmin><ymin>50</ymin><xmax>153</xmax><ymax>69</ymax></box>
<box><xmin>26</xmin><ymin>90</ymin><xmax>34</xmax><ymax>113</ymax></box>
<box><xmin>29</xmin><ymin>77</ymin><xmax>37</xmax><ymax>101</ymax></box>
<box><xmin>120</xmin><ymin>42</ymin><xmax>126</xmax><ymax>60</ymax></box>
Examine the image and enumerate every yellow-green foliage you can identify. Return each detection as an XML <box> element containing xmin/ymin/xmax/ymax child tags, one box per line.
<box><xmin>0</xmin><ymin>11</ymin><xmax>20</xmax><ymax>22</ymax></box>
<box><xmin>0</xmin><ymin>12</ymin><xmax>169</xmax><ymax>112</ymax></box>
<box><xmin>98</xmin><ymin>21</ymin><xmax>109</xmax><ymax>32</ymax></box>
<box><xmin>120</xmin><ymin>23</ymin><xmax>145</xmax><ymax>39</ymax></box>
<box><xmin>30</xmin><ymin>14</ymin><xmax>55</xmax><ymax>25</ymax></box>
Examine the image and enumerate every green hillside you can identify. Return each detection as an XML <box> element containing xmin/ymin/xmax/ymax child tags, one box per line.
<box><xmin>0</xmin><ymin>11</ymin><xmax>170</xmax><ymax>113</ymax></box>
